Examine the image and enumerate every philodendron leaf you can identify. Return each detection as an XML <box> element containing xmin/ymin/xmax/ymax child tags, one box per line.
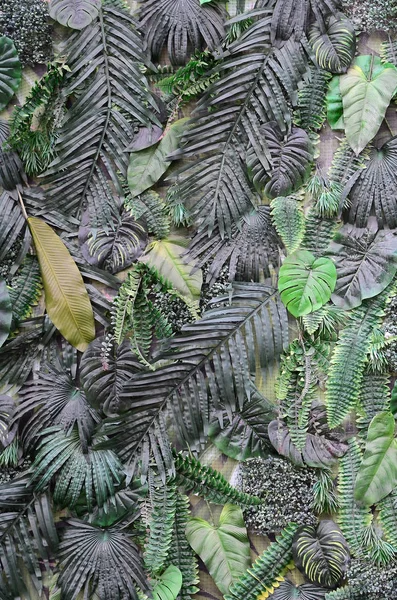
<box><xmin>0</xmin><ymin>36</ymin><xmax>22</xmax><ymax>111</ymax></box>
<box><xmin>340</xmin><ymin>55</ymin><xmax>397</xmax><ymax>155</ymax></box>
<box><xmin>28</xmin><ymin>217</ymin><xmax>95</xmax><ymax>352</ymax></box>
<box><xmin>152</xmin><ymin>566</ymin><xmax>182</xmax><ymax>600</ymax></box>
<box><xmin>354</xmin><ymin>412</ymin><xmax>397</xmax><ymax>506</ymax></box>
<box><xmin>309</xmin><ymin>15</ymin><xmax>356</xmax><ymax>74</ymax></box>
<box><xmin>292</xmin><ymin>521</ymin><xmax>350</xmax><ymax>589</ymax></box>
<box><xmin>278</xmin><ymin>250</ymin><xmax>337</xmax><ymax>318</ymax></box>
<box><xmin>326</xmin><ymin>76</ymin><xmax>344</xmax><ymax>130</ymax></box>
<box><xmin>0</xmin><ymin>279</ymin><xmax>11</xmax><ymax>348</ymax></box>
<box><xmin>186</xmin><ymin>504</ymin><xmax>251</xmax><ymax>596</ymax></box>
<box><xmin>128</xmin><ymin>119</ymin><xmax>188</xmax><ymax>198</ymax></box>
<box><xmin>271</xmin><ymin>580</ymin><xmax>327</xmax><ymax>600</ymax></box>
<box><xmin>139</xmin><ymin>236</ymin><xmax>202</xmax><ymax>301</ymax></box>
<box><xmin>327</xmin><ymin>221</ymin><xmax>397</xmax><ymax>310</ymax></box>
<box><xmin>48</xmin><ymin>0</ymin><xmax>101</xmax><ymax>29</ymax></box>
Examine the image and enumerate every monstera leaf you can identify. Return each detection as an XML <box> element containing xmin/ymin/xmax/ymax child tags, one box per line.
<box><xmin>48</xmin><ymin>0</ymin><xmax>101</xmax><ymax>29</ymax></box>
<box><xmin>271</xmin><ymin>580</ymin><xmax>327</xmax><ymax>600</ymax></box>
<box><xmin>354</xmin><ymin>412</ymin><xmax>397</xmax><ymax>506</ymax></box>
<box><xmin>128</xmin><ymin>119</ymin><xmax>188</xmax><ymax>198</ymax></box>
<box><xmin>0</xmin><ymin>279</ymin><xmax>11</xmax><ymax>349</ymax></box>
<box><xmin>263</xmin><ymin>124</ymin><xmax>313</xmax><ymax>199</ymax></box>
<box><xmin>28</xmin><ymin>217</ymin><xmax>95</xmax><ymax>352</ymax></box>
<box><xmin>327</xmin><ymin>221</ymin><xmax>397</xmax><ymax>310</ymax></box>
<box><xmin>0</xmin><ymin>36</ymin><xmax>21</xmax><ymax>111</ymax></box>
<box><xmin>339</xmin><ymin>55</ymin><xmax>397</xmax><ymax>155</ymax></box>
<box><xmin>292</xmin><ymin>521</ymin><xmax>350</xmax><ymax>589</ymax></box>
<box><xmin>186</xmin><ymin>504</ymin><xmax>251</xmax><ymax>596</ymax></box>
<box><xmin>326</xmin><ymin>76</ymin><xmax>344</xmax><ymax>129</ymax></box>
<box><xmin>152</xmin><ymin>566</ymin><xmax>182</xmax><ymax>600</ymax></box>
<box><xmin>309</xmin><ymin>15</ymin><xmax>355</xmax><ymax>74</ymax></box>
<box><xmin>278</xmin><ymin>250</ymin><xmax>337</xmax><ymax>318</ymax></box>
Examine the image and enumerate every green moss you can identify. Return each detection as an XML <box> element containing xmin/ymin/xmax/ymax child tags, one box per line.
<box><xmin>342</xmin><ymin>0</ymin><xmax>397</xmax><ymax>33</ymax></box>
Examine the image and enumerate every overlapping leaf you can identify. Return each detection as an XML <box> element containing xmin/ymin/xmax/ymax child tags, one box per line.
<box><xmin>49</xmin><ymin>0</ymin><xmax>101</xmax><ymax>29</ymax></box>
<box><xmin>0</xmin><ymin>36</ymin><xmax>21</xmax><ymax>111</ymax></box>
<box><xmin>0</xmin><ymin>279</ymin><xmax>11</xmax><ymax>348</ymax></box>
<box><xmin>309</xmin><ymin>15</ymin><xmax>355</xmax><ymax>74</ymax></box>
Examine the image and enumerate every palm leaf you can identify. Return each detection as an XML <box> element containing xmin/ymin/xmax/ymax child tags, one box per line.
<box><xmin>271</xmin><ymin>0</ymin><xmax>339</xmax><ymax>46</ymax></box>
<box><xmin>49</xmin><ymin>0</ymin><xmax>101</xmax><ymax>29</ymax></box>
<box><xmin>0</xmin><ymin>279</ymin><xmax>11</xmax><ymax>349</ymax></box>
<box><xmin>8</xmin><ymin>255</ymin><xmax>42</xmax><ymax>328</ymax></box>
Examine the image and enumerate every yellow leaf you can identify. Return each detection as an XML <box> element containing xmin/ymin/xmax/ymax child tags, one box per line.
<box><xmin>28</xmin><ymin>217</ymin><xmax>95</xmax><ymax>352</ymax></box>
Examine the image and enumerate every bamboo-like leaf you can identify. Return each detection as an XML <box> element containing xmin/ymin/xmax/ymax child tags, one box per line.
<box><xmin>186</xmin><ymin>505</ymin><xmax>251</xmax><ymax>596</ymax></box>
<box><xmin>28</xmin><ymin>217</ymin><xmax>95</xmax><ymax>352</ymax></box>
<box><xmin>128</xmin><ymin>119</ymin><xmax>188</xmax><ymax>198</ymax></box>
<box><xmin>140</xmin><ymin>236</ymin><xmax>202</xmax><ymax>301</ymax></box>
<box><xmin>49</xmin><ymin>0</ymin><xmax>101</xmax><ymax>29</ymax></box>
<box><xmin>0</xmin><ymin>36</ymin><xmax>22</xmax><ymax>111</ymax></box>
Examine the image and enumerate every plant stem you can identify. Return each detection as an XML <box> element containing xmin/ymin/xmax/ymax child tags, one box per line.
<box><xmin>17</xmin><ymin>189</ymin><xmax>28</xmax><ymax>220</ymax></box>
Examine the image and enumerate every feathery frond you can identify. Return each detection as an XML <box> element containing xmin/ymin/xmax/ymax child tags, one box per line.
<box><xmin>271</xmin><ymin>194</ymin><xmax>305</xmax><ymax>253</ymax></box>
<box><xmin>8</xmin><ymin>255</ymin><xmax>42</xmax><ymax>328</ymax></box>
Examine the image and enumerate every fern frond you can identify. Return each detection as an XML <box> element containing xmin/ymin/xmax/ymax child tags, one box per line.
<box><xmin>225</xmin><ymin>523</ymin><xmax>298</xmax><ymax>600</ymax></box>
<box><xmin>311</xmin><ymin>469</ymin><xmax>338</xmax><ymax>514</ymax></box>
<box><xmin>294</xmin><ymin>66</ymin><xmax>331</xmax><ymax>131</ymax></box>
<box><xmin>9</xmin><ymin>255</ymin><xmax>42</xmax><ymax>329</ymax></box>
<box><xmin>378</xmin><ymin>488</ymin><xmax>397</xmax><ymax>548</ymax></box>
<box><xmin>165</xmin><ymin>492</ymin><xmax>199</xmax><ymax>600</ymax></box>
<box><xmin>144</xmin><ymin>471</ymin><xmax>177</xmax><ymax>575</ymax></box>
<box><xmin>301</xmin><ymin>210</ymin><xmax>338</xmax><ymax>257</ymax></box>
<box><xmin>326</xmin><ymin>294</ymin><xmax>388</xmax><ymax>428</ymax></box>
<box><xmin>325</xmin><ymin>588</ymin><xmax>367</xmax><ymax>600</ymax></box>
<box><xmin>125</xmin><ymin>190</ymin><xmax>171</xmax><ymax>240</ymax></box>
<box><xmin>156</xmin><ymin>50</ymin><xmax>219</xmax><ymax>102</ymax></box>
<box><xmin>302</xmin><ymin>305</ymin><xmax>346</xmax><ymax>337</ymax></box>
<box><xmin>170</xmin><ymin>451</ymin><xmax>261</xmax><ymax>506</ymax></box>
<box><xmin>270</xmin><ymin>195</ymin><xmax>305</xmax><ymax>254</ymax></box>
<box><xmin>356</xmin><ymin>371</ymin><xmax>390</xmax><ymax>435</ymax></box>
<box><xmin>380</xmin><ymin>39</ymin><xmax>397</xmax><ymax>66</ymax></box>
<box><xmin>337</xmin><ymin>439</ymin><xmax>372</xmax><ymax>557</ymax></box>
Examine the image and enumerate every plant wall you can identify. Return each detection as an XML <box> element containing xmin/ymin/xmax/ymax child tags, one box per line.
<box><xmin>1</xmin><ymin>0</ymin><xmax>397</xmax><ymax>599</ymax></box>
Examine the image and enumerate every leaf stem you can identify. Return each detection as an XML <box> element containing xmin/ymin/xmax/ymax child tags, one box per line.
<box><xmin>17</xmin><ymin>189</ymin><xmax>28</xmax><ymax>221</ymax></box>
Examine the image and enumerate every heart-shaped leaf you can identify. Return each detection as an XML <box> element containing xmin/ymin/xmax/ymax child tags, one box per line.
<box><xmin>186</xmin><ymin>504</ymin><xmax>251</xmax><ymax>596</ymax></box>
<box><xmin>340</xmin><ymin>55</ymin><xmax>397</xmax><ymax>155</ymax></box>
<box><xmin>0</xmin><ymin>36</ymin><xmax>22</xmax><ymax>111</ymax></box>
<box><xmin>293</xmin><ymin>521</ymin><xmax>350</xmax><ymax>589</ymax></box>
<box><xmin>271</xmin><ymin>580</ymin><xmax>327</xmax><ymax>600</ymax></box>
<box><xmin>327</xmin><ymin>221</ymin><xmax>397</xmax><ymax>310</ymax></box>
<box><xmin>355</xmin><ymin>412</ymin><xmax>397</xmax><ymax>506</ymax></box>
<box><xmin>278</xmin><ymin>250</ymin><xmax>337</xmax><ymax>318</ymax></box>
<box><xmin>309</xmin><ymin>15</ymin><xmax>356</xmax><ymax>74</ymax></box>
<box><xmin>0</xmin><ymin>278</ymin><xmax>11</xmax><ymax>349</ymax></box>
<box><xmin>152</xmin><ymin>566</ymin><xmax>183</xmax><ymax>600</ymax></box>
<box><xmin>49</xmin><ymin>0</ymin><xmax>101</xmax><ymax>29</ymax></box>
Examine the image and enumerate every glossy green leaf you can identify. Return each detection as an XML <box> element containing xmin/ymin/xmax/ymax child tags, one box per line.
<box><xmin>49</xmin><ymin>0</ymin><xmax>101</xmax><ymax>29</ymax></box>
<box><xmin>139</xmin><ymin>236</ymin><xmax>202</xmax><ymax>301</ymax></box>
<box><xmin>0</xmin><ymin>36</ymin><xmax>22</xmax><ymax>111</ymax></box>
<box><xmin>340</xmin><ymin>55</ymin><xmax>397</xmax><ymax>155</ymax></box>
<box><xmin>326</xmin><ymin>76</ymin><xmax>344</xmax><ymax>130</ymax></box>
<box><xmin>355</xmin><ymin>412</ymin><xmax>397</xmax><ymax>506</ymax></box>
<box><xmin>28</xmin><ymin>217</ymin><xmax>95</xmax><ymax>352</ymax></box>
<box><xmin>309</xmin><ymin>15</ymin><xmax>356</xmax><ymax>74</ymax></box>
<box><xmin>0</xmin><ymin>278</ymin><xmax>11</xmax><ymax>348</ymax></box>
<box><xmin>278</xmin><ymin>250</ymin><xmax>337</xmax><ymax>318</ymax></box>
<box><xmin>152</xmin><ymin>566</ymin><xmax>182</xmax><ymax>600</ymax></box>
<box><xmin>128</xmin><ymin>119</ymin><xmax>188</xmax><ymax>198</ymax></box>
<box><xmin>186</xmin><ymin>504</ymin><xmax>251</xmax><ymax>595</ymax></box>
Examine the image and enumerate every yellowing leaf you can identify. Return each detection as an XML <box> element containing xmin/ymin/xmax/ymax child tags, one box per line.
<box><xmin>28</xmin><ymin>217</ymin><xmax>95</xmax><ymax>352</ymax></box>
<box><xmin>139</xmin><ymin>236</ymin><xmax>202</xmax><ymax>301</ymax></box>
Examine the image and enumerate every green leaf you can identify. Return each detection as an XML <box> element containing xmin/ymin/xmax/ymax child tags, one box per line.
<box><xmin>354</xmin><ymin>412</ymin><xmax>397</xmax><ymax>506</ymax></box>
<box><xmin>271</xmin><ymin>195</ymin><xmax>305</xmax><ymax>254</ymax></box>
<box><xmin>28</xmin><ymin>217</ymin><xmax>95</xmax><ymax>352</ymax></box>
<box><xmin>139</xmin><ymin>236</ymin><xmax>202</xmax><ymax>301</ymax></box>
<box><xmin>278</xmin><ymin>250</ymin><xmax>337</xmax><ymax>318</ymax></box>
<box><xmin>128</xmin><ymin>119</ymin><xmax>188</xmax><ymax>198</ymax></box>
<box><xmin>327</xmin><ymin>221</ymin><xmax>397</xmax><ymax>310</ymax></box>
<box><xmin>292</xmin><ymin>521</ymin><xmax>350</xmax><ymax>589</ymax></box>
<box><xmin>48</xmin><ymin>0</ymin><xmax>101</xmax><ymax>29</ymax></box>
<box><xmin>0</xmin><ymin>279</ymin><xmax>11</xmax><ymax>348</ymax></box>
<box><xmin>309</xmin><ymin>15</ymin><xmax>356</xmax><ymax>74</ymax></box>
<box><xmin>185</xmin><ymin>505</ymin><xmax>251</xmax><ymax>596</ymax></box>
<box><xmin>153</xmin><ymin>566</ymin><xmax>183</xmax><ymax>600</ymax></box>
<box><xmin>326</xmin><ymin>76</ymin><xmax>344</xmax><ymax>129</ymax></box>
<box><xmin>340</xmin><ymin>55</ymin><xmax>397</xmax><ymax>155</ymax></box>
<box><xmin>0</xmin><ymin>36</ymin><xmax>21</xmax><ymax>111</ymax></box>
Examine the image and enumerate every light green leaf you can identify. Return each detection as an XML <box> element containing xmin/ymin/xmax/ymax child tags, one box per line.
<box><xmin>326</xmin><ymin>76</ymin><xmax>344</xmax><ymax>130</ymax></box>
<box><xmin>278</xmin><ymin>250</ymin><xmax>337</xmax><ymax>318</ymax></box>
<box><xmin>0</xmin><ymin>279</ymin><xmax>11</xmax><ymax>348</ymax></box>
<box><xmin>186</xmin><ymin>504</ymin><xmax>251</xmax><ymax>596</ymax></box>
<box><xmin>139</xmin><ymin>236</ymin><xmax>202</xmax><ymax>301</ymax></box>
<box><xmin>152</xmin><ymin>566</ymin><xmax>182</xmax><ymax>600</ymax></box>
<box><xmin>28</xmin><ymin>217</ymin><xmax>95</xmax><ymax>352</ymax></box>
<box><xmin>0</xmin><ymin>36</ymin><xmax>22</xmax><ymax>111</ymax></box>
<box><xmin>355</xmin><ymin>412</ymin><xmax>397</xmax><ymax>506</ymax></box>
<box><xmin>340</xmin><ymin>55</ymin><xmax>397</xmax><ymax>155</ymax></box>
<box><xmin>128</xmin><ymin>119</ymin><xmax>188</xmax><ymax>198</ymax></box>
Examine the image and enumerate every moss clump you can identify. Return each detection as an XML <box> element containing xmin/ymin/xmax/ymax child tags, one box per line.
<box><xmin>344</xmin><ymin>558</ymin><xmax>397</xmax><ymax>598</ymax></box>
<box><xmin>342</xmin><ymin>0</ymin><xmax>397</xmax><ymax>33</ymax></box>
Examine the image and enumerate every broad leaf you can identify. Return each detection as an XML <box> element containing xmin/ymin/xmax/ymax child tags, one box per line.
<box><xmin>271</xmin><ymin>580</ymin><xmax>327</xmax><ymax>600</ymax></box>
<box><xmin>354</xmin><ymin>412</ymin><xmax>397</xmax><ymax>506</ymax></box>
<box><xmin>140</xmin><ymin>236</ymin><xmax>202</xmax><ymax>301</ymax></box>
<box><xmin>0</xmin><ymin>36</ymin><xmax>21</xmax><ymax>111</ymax></box>
<box><xmin>327</xmin><ymin>221</ymin><xmax>397</xmax><ymax>310</ymax></box>
<box><xmin>48</xmin><ymin>0</ymin><xmax>101</xmax><ymax>29</ymax></box>
<box><xmin>126</xmin><ymin>125</ymin><xmax>164</xmax><ymax>152</ymax></box>
<box><xmin>0</xmin><ymin>279</ymin><xmax>11</xmax><ymax>348</ymax></box>
<box><xmin>28</xmin><ymin>217</ymin><xmax>95</xmax><ymax>352</ymax></box>
<box><xmin>326</xmin><ymin>76</ymin><xmax>344</xmax><ymax>129</ymax></box>
<box><xmin>153</xmin><ymin>566</ymin><xmax>183</xmax><ymax>600</ymax></box>
<box><xmin>186</xmin><ymin>504</ymin><xmax>251</xmax><ymax>596</ymax></box>
<box><xmin>292</xmin><ymin>521</ymin><xmax>350</xmax><ymax>588</ymax></box>
<box><xmin>278</xmin><ymin>250</ymin><xmax>337</xmax><ymax>318</ymax></box>
<box><xmin>128</xmin><ymin>119</ymin><xmax>188</xmax><ymax>198</ymax></box>
<box><xmin>309</xmin><ymin>15</ymin><xmax>355</xmax><ymax>74</ymax></box>
<box><xmin>340</xmin><ymin>55</ymin><xmax>397</xmax><ymax>155</ymax></box>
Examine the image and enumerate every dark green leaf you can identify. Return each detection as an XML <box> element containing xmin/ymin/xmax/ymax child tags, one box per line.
<box><xmin>0</xmin><ymin>36</ymin><xmax>21</xmax><ymax>111</ymax></box>
<box><xmin>326</xmin><ymin>77</ymin><xmax>344</xmax><ymax>129</ymax></box>
<box><xmin>271</xmin><ymin>580</ymin><xmax>327</xmax><ymax>600</ymax></box>
<box><xmin>309</xmin><ymin>15</ymin><xmax>355</xmax><ymax>74</ymax></box>
<box><xmin>49</xmin><ymin>0</ymin><xmax>101</xmax><ymax>29</ymax></box>
<box><xmin>0</xmin><ymin>279</ymin><xmax>11</xmax><ymax>348</ymax></box>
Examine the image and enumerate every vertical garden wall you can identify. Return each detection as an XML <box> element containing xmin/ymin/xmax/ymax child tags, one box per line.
<box><xmin>1</xmin><ymin>0</ymin><xmax>397</xmax><ymax>598</ymax></box>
